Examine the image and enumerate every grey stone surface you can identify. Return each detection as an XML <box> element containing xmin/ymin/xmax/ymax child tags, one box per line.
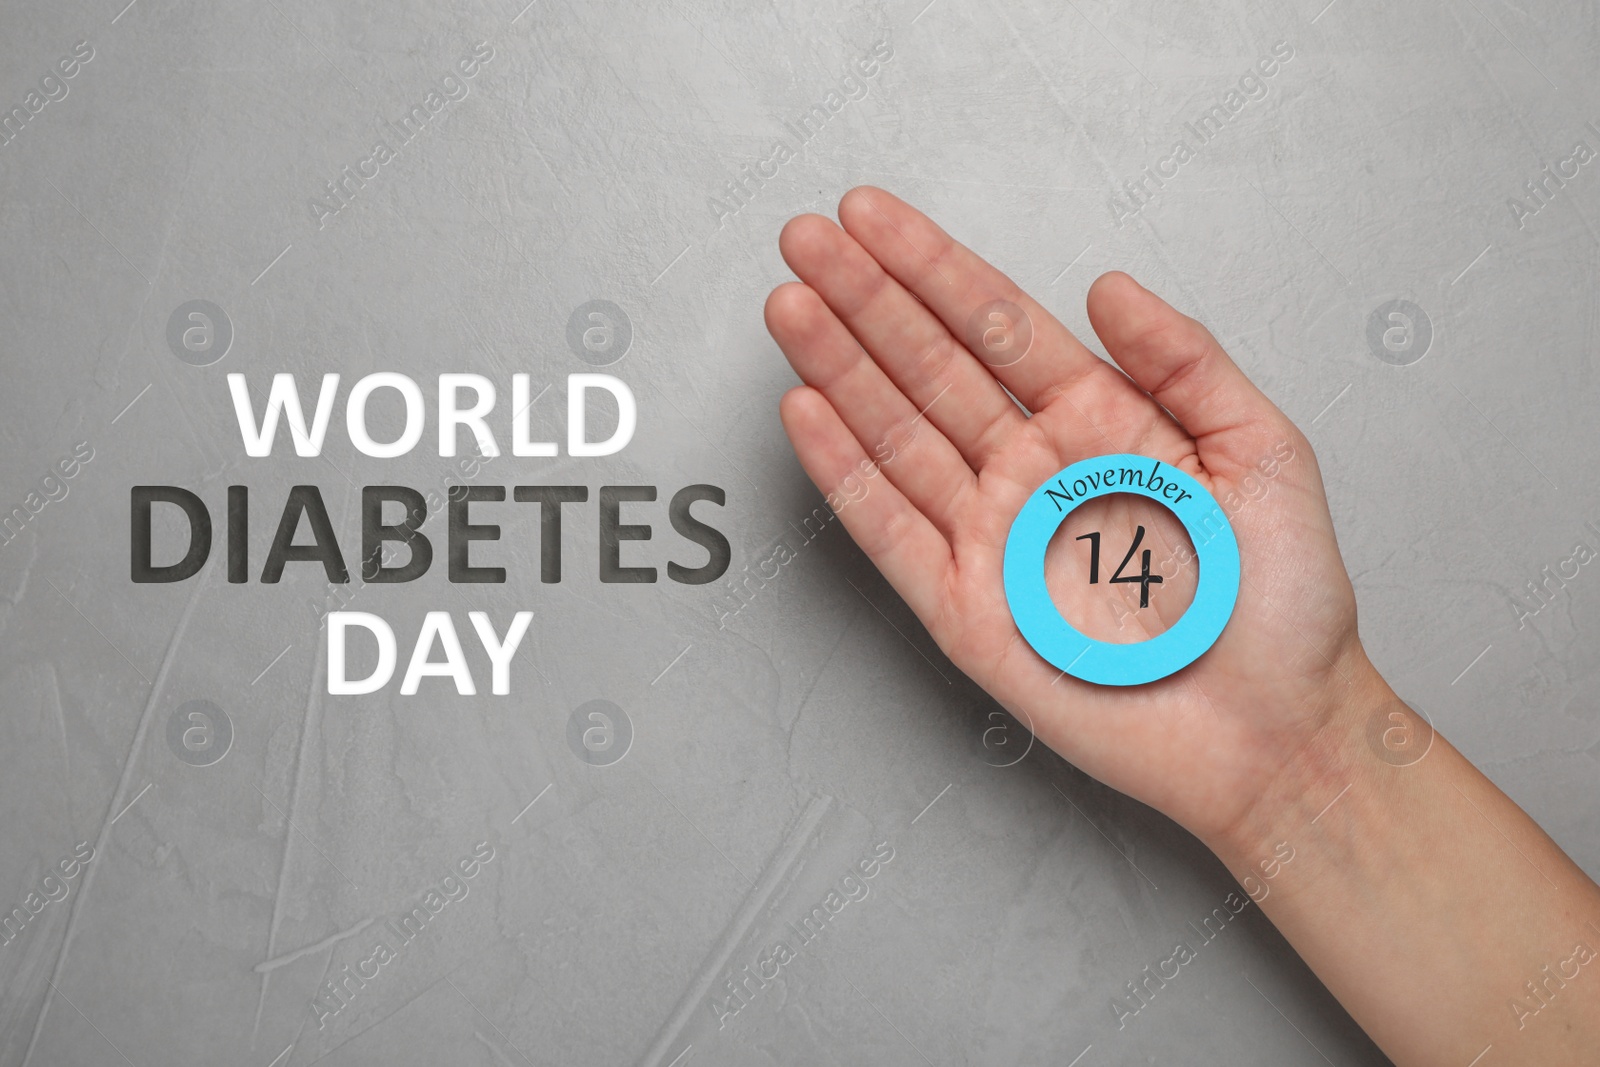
<box><xmin>1</xmin><ymin>0</ymin><xmax>1596</xmax><ymax>1063</ymax></box>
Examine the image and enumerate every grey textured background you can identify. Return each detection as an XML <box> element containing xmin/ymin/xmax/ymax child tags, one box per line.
<box><xmin>1</xmin><ymin>0</ymin><xmax>1597</xmax><ymax>1063</ymax></box>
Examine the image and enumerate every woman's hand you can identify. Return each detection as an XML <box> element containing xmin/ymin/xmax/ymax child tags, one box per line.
<box><xmin>765</xmin><ymin>186</ymin><xmax>1381</xmax><ymax>848</ymax></box>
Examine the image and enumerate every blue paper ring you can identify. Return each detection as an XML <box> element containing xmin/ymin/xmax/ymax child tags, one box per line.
<box><xmin>1002</xmin><ymin>455</ymin><xmax>1240</xmax><ymax>686</ymax></box>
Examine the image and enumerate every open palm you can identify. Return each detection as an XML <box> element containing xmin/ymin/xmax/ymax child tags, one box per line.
<box><xmin>766</xmin><ymin>188</ymin><xmax>1380</xmax><ymax>844</ymax></box>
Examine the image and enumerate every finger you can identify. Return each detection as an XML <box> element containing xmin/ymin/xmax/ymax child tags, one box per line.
<box><xmin>836</xmin><ymin>187</ymin><xmax>1123</xmax><ymax>415</ymax></box>
<box><xmin>766</xmin><ymin>281</ymin><xmax>975</xmax><ymax>538</ymax></box>
<box><xmin>779</xmin><ymin>386</ymin><xmax>952</xmax><ymax>626</ymax></box>
<box><xmin>1085</xmin><ymin>271</ymin><xmax>1292</xmax><ymax>464</ymax></box>
<box><xmin>778</xmin><ymin>213</ymin><xmax>1026</xmax><ymax>469</ymax></box>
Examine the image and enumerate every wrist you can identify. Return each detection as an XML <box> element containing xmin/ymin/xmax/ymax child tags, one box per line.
<box><xmin>1203</xmin><ymin>650</ymin><xmax>1407</xmax><ymax>873</ymax></box>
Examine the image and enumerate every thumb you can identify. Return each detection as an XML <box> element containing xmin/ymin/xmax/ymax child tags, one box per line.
<box><xmin>1086</xmin><ymin>271</ymin><xmax>1296</xmax><ymax>472</ymax></box>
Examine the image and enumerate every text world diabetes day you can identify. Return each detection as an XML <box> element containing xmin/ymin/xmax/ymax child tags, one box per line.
<box><xmin>129</xmin><ymin>373</ymin><xmax>731</xmax><ymax>696</ymax></box>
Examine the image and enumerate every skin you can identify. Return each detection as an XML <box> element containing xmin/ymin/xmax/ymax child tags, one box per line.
<box><xmin>765</xmin><ymin>187</ymin><xmax>1600</xmax><ymax>1065</ymax></box>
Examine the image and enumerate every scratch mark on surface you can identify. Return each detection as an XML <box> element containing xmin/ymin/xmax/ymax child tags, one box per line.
<box><xmin>110</xmin><ymin>782</ymin><xmax>152</xmax><ymax>825</ymax></box>
<box><xmin>475</xmin><ymin>1031</ymin><xmax>521</xmax><ymax>1067</ymax></box>
<box><xmin>45</xmin><ymin>664</ymin><xmax>71</xmax><ymax>819</ymax></box>
<box><xmin>254</xmin><ymin>917</ymin><xmax>375</xmax><ymax>973</ymax></box>
<box><xmin>252</xmin><ymin>621</ymin><xmax>331</xmax><ymax>1046</ymax></box>
<box><xmin>636</xmin><ymin>794</ymin><xmax>835</xmax><ymax>1067</ymax></box>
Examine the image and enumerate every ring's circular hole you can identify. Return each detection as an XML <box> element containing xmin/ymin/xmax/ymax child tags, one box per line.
<box><xmin>1044</xmin><ymin>493</ymin><xmax>1197</xmax><ymax>644</ymax></box>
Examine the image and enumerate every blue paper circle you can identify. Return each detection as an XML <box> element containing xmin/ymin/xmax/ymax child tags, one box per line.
<box><xmin>1002</xmin><ymin>455</ymin><xmax>1240</xmax><ymax>686</ymax></box>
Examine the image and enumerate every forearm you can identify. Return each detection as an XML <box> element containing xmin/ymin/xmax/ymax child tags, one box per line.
<box><xmin>1206</xmin><ymin>663</ymin><xmax>1600</xmax><ymax>1066</ymax></box>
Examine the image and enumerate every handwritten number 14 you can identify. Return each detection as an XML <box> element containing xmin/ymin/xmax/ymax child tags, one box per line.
<box><xmin>1074</xmin><ymin>527</ymin><xmax>1163</xmax><ymax>608</ymax></box>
